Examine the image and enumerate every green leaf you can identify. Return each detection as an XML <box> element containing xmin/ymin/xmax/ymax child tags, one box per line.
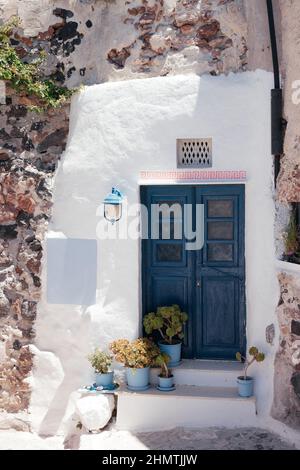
<box><xmin>166</xmin><ymin>327</ymin><xmax>176</xmax><ymax>338</ymax></box>
<box><xmin>249</xmin><ymin>346</ymin><xmax>258</xmax><ymax>356</ymax></box>
<box><xmin>236</xmin><ymin>352</ymin><xmax>242</xmax><ymax>362</ymax></box>
<box><xmin>256</xmin><ymin>352</ymin><xmax>265</xmax><ymax>362</ymax></box>
<box><xmin>0</xmin><ymin>17</ymin><xmax>77</xmax><ymax>110</ymax></box>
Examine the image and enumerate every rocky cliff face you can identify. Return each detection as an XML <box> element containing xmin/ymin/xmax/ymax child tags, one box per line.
<box><xmin>0</xmin><ymin>0</ymin><xmax>272</xmax><ymax>87</ymax></box>
<box><xmin>271</xmin><ymin>0</ymin><xmax>300</xmax><ymax>429</ymax></box>
<box><xmin>0</xmin><ymin>86</ymin><xmax>69</xmax><ymax>412</ymax></box>
<box><xmin>272</xmin><ymin>272</ymin><xmax>300</xmax><ymax>428</ymax></box>
<box><xmin>276</xmin><ymin>0</ymin><xmax>300</xmax><ymax>203</ymax></box>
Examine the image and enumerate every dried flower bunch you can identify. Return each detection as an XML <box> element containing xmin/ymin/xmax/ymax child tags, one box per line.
<box><xmin>110</xmin><ymin>338</ymin><xmax>161</xmax><ymax>369</ymax></box>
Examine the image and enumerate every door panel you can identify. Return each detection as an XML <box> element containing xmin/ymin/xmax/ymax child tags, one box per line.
<box><xmin>151</xmin><ymin>275</ymin><xmax>188</xmax><ymax>307</ymax></box>
<box><xmin>141</xmin><ymin>186</ymin><xmax>194</xmax><ymax>357</ymax></box>
<box><xmin>207</xmin><ymin>199</ymin><xmax>234</xmax><ymax>218</ymax></box>
<box><xmin>201</xmin><ymin>277</ymin><xmax>239</xmax><ymax>357</ymax></box>
<box><xmin>141</xmin><ymin>185</ymin><xmax>245</xmax><ymax>360</ymax></box>
<box><xmin>207</xmin><ymin>221</ymin><xmax>234</xmax><ymax>240</ymax></box>
<box><xmin>207</xmin><ymin>243</ymin><xmax>234</xmax><ymax>262</ymax></box>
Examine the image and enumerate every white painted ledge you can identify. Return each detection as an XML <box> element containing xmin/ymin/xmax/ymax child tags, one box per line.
<box><xmin>116</xmin><ymin>385</ymin><xmax>257</xmax><ymax>431</ymax></box>
<box><xmin>275</xmin><ymin>259</ymin><xmax>300</xmax><ymax>276</ymax></box>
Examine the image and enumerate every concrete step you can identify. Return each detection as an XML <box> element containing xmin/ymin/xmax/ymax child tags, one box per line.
<box><xmin>116</xmin><ymin>384</ymin><xmax>257</xmax><ymax>432</ymax></box>
<box><xmin>150</xmin><ymin>360</ymin><xmax>243</xmax><ymax>388</ymax></box>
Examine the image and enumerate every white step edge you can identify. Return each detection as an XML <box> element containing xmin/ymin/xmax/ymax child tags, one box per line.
<box><xmin>116</xmin><ymin>384</ymin><xmax>257</xmax><ymax>432</ymax></box>
<box><xmin>275</xmin><ymin>259</ymin><xmax>300</xmax><ymax>275</ymax></box>
<box><xmin>150</xmin><ymin>360</ymin><xmax>243</xmax><ymax>387</ymax></box>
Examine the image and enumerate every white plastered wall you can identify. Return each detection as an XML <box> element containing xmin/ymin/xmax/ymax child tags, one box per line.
<box><xmin>31</xmin><ymin>71</ymin><xmax>279</xmax><ymax>433</ymax></box>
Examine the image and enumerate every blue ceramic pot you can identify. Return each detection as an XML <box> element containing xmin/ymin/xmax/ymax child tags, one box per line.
<box><xmin>95</xmin><ymin>371</ymin><xmax>114</xmax><ymax>387</ymax></box>
<box><xmin>126</xmin><ymin>367</ymin><xmax>150</xmax><ymax>390</ymax></box>
<box><xmin>237</xmin><ymin>376</ymin><xmax>254</xmax><ymax>397</ymax></box>
<box><xmin>158</xmin><ymin>375</ymin><xmax>174</xmax><ymax>389</ymax></box>
<box><xmin>158</xmin><ymin>341</ymin><xmax>182</xmax><ymax>367</ymax></box>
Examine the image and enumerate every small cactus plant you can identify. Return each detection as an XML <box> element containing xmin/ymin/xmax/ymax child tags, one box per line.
<box><xmin>154</xmin><ymin>352</ymin><xmax>172</xmax><ymax>378</ymax></box>
<box><xmin>236</xmin><ymin>346</ymin><xmax>265</xmax><ymax>380</ymax></box>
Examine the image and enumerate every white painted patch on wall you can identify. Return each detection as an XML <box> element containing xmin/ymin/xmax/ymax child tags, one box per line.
<box><xmin>47</xmin><ymin>236</ymin><xmax>97</xmax><ymax>305</ymax></box>
<box><xmin>31</xmin><ymin>71</ymin><xmax>278</xmax><ymax>432</ymax></box>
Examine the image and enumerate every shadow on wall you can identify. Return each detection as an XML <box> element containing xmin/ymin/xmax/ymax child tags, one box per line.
<box><xmin>32</xmin><ymin>236</ymin><xmax>138</xmax><ymax>435</ymax></box>
<box><xmin>31</xmin><ymin>304</ymin><xmax>93</xmax><ymax>436</ymax></box>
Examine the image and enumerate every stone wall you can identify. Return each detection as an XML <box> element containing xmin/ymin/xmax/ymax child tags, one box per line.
<box><xmin>272</xmin><ymin>272</ymin><xmax>300</xmax><ymax>428</ymax></box>
<box><xmin>106</xmin><ymin>0</ymin><xmax>248</xmax><ymax>77</ymax></box>
<box><xmin>0</xmin><ymin>86</ymin><xmax>69</xmax><ymax>412</ymax></box>
<box><xmin>270</xmin><ymin>0</ymin><xmax>300</xmax><ymax>430</ymax></box>
<box><xmin>0</xmin><ymin>0</ymin><xmax>273</xmax><ymax>87</ymax></box>
<box><xmin>277</xmin><ymin>0</ymin><xmax>300</xmax><ymax>203</ymax></box>
<box><xmin>0</xmin><ymin>0</ymin><xmax>274</xmax><ymax>418</ymax></box>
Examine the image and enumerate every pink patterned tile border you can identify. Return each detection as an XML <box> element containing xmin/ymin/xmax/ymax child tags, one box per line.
<box><xmin>139</xmin><ymin>170</ymin><xmax>247</xmax><ymax>181</ymax></box>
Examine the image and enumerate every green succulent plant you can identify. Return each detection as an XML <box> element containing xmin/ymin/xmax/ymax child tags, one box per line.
<box><xmin>0</xmin><ymin>17</ymin><xmax>76</xmax><ymax>111</ymax></box>
<box><xmin>88</xmin><ymin>349</ymin><xmax>113</xmax><ymax>374</ymax></box>
<box><xmin>143</xmin><ymin>304</ymin><xmax>188</xmax><ymax>345</ymax></box>
<box><xmin>236</xmin><ymin>346</ymin><xmax>265</xmax><ymax>380</ymax></box>
<box><xmin>154</xmin><ymin>352</ymin><xmax>171</xmax><ymax>378</ymax></box>
<box><xmin>284</xmin><ymin>212</ymin><xmax>300</xmax><ymax>256</ymax></box>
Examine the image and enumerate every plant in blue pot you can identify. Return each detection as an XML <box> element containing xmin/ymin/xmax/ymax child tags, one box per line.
<box><xmin>110</xmin><ymin>338</ymin><xmax>160</xmax><ymax>391</ymax></box>
<box><xmin>143</xmin><ymin>305</ymin><xmax>188</xmax><ymax>367</ymax></box>
<box><xmin>88</xmin><ymin>349</ymin><xmax>114</xmax><ymax>387</ymax></box>
<box><xmin>236</xmin><ymin>346</ymin><xmax>265</xmax><ymax>397</ymax></box>
<box><xmin>155</xmin><ymin>352</ymin><xmax>174</xmax><ymax>391</ymax></box>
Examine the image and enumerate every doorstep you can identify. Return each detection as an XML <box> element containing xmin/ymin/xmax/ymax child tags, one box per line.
<box><xmin>150</xmin><ymin>359</ymin><xmax>243</xmax><ymax>387</ymax></box>
<box><xmin>115</xmin><ymin>384</ymin><xmax>257</xmax><ymax>432</ymax></box>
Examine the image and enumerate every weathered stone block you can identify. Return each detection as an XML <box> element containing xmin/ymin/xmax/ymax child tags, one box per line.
<box><xmin>197</xmin><ymin>20</ymin><xmax>220</xmax><ymax>40</ymax></box>
<box><xmin>291</xmin><ymin>372</ymin><xmax>300</xmax><ymax>399</ymax></box>
<box><xmin>107</xmin><ymin>47</ymin><xmax>131</xmax><ymax>69</ymax></box>
<box><xmin>37</xmin><ymin>128</ymin><xmax>68</xmax><ymax>153</ymax></box>
<box><xmin>0</xmin><ymin>224</ymin><xmax>18</xmax><ymax>239</ymax></box>
<box><xmin>53</xmin><ymin>8</ymin><xmax>74</xmax><ymax>20</ymax></box>
<box><xmin>75</xmin><ymin>395</ymin><xmax>115</xmax><ymax>431</ymax></box>
<box><xmin>0</xmin><ymin>295</ymin><xmax>10</xmax><ymax>317</ymax></box>
<box><xmin>291</xmin><ymin>320</ymin><xmax>300</xmax><ymax>336</ymax></box>
<box><xmin>266</xmin><ymin>323</ymin><xmax>275</xmax><ymax>345</ymax></box>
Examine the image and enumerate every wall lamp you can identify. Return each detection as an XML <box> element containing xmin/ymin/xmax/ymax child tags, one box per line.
<box><xmin>103</xmin><ymin>187</ymin><xmax>124</xmax><ymax>224</ymax></box>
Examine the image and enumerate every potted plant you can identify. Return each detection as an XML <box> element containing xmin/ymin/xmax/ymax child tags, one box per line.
<box><xmin>155</xmin><ymin>352</ymin><xmax>174</xmax><ymax>391</ymax></box>
<box><xmin>283</xmin><ymin>213</ymin><xmax>300</xmax><ymax>264</ymax></box>
<box><xmin>236</xmin><ymin>346</ymin><xmax>265</xmax><ymax>397</ymax></box>
<box><xmin>143</xmin><ymin>304</ymin><xmax>188</xmax><ymax>366</ymax></box>
<box><xmin>110</xmin><ymin>338</ymin><xmax>160</xmax><ymax>391</ymax></box>
<box><xmin>88</xmin><ymin>349</ymin><xmax>114</xmax><ymax>387</ymax></box>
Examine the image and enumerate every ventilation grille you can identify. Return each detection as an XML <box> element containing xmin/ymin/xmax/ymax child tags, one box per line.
<box><xmin>177</xmin><ymin>139</ymin><xmax>212</xmax><ymax>168</ymax></box>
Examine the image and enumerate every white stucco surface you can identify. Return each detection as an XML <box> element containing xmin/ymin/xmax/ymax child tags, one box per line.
<box><xmin>32</xmin><ymin>71</ymin><xmax>278</xmax><ymax>432</ymax></box>
<box><xmin>47</xmin><ymin>237</ymin><xmax>97</xmax><ymax>305</ymax></box>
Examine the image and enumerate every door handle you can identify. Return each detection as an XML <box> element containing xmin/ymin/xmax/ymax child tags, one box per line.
<box><xmin>196</xmin><ymin>280</ymin><xmax>201</xmax><ymax>287</ymax></box>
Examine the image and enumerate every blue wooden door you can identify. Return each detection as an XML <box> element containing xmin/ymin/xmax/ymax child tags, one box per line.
<box><xmin>141</xmin><ymin>185</ymin><xmax>245</xmax><ymax>360</ymax></box>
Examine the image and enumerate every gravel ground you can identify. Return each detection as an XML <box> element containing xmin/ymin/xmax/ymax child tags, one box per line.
<box><xmin>0</xmin><ymin>427</ymin><xmax>296</xmax><ymax>450</ymax></box>
<box><xmin>136</xmin><ymin>427</ymin><xmax>296</xmax><ymax>450</ymax></box>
